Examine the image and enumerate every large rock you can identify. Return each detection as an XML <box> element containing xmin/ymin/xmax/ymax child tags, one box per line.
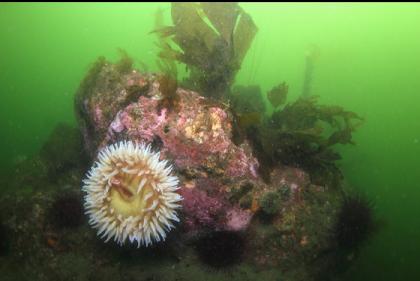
<box><xmin>68</xmin><ymin>60</ymin><xmax>346</xmax><ymax>279</ymax></box>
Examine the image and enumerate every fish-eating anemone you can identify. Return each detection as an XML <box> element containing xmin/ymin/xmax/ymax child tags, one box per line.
<box><xmin>82</xmin><ymin>141</ymin><xmax>182</xmax><ymax>247</ymax></box>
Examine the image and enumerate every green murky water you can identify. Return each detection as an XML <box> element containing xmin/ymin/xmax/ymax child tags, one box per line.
<box><xmin>1</xmin><ymin>3</ymin><xmax>420</xmax><ymax>280</ymax></box>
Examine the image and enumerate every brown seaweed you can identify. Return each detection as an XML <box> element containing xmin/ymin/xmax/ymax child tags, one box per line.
<box><xmin>157</xmin><ymin>74</ymin><xmax>179</xmax><ymax>112</ymax></box>
<box><xmin>153</xmin><ymin>2</ymin><xmax>257</xmax><ymax>99</ymax></box>
<box><xmin>267</xmin><ymin>82</ymin><xmax>288</xmax><ymax>108</ymax></box>
<box><xmin>150</xmin><ymin>4</ymin><xmax>362</xmax><ymax>188</ymax></box>
<box><xmin>115</xmin><ymin>48</ymin><xmax>134</xmax><ymax>74</ymax></box>
<box><xmin>245</xmin><ymin>95</ymin><xmax>363</xmax><ymax>186</ymax></box>
<box><xmin>229</xmin><ymin>85</ymin><xmax>266</xmax><ymax>114</ymax></box>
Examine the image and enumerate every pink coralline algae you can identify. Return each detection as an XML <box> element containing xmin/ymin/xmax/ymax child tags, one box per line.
<box><xmin>179</xmin><ymin>187</ymin><xmax>225</xmax><ymax>231</ymax></box>
<box><xmin>103</xmin><ymin>84</ymin><xmax>258</xmax><ymax>180</ymax></box>
<box><xmin>267</xmin><ymin>166</ymin><xmax>312</xmax><ymax>202</ymax></box>
<box><xmin>179</xmin><ymin>187</ymin><xmax>253</xmax><ymax>233</ymax></box>
<box><xmin>226</xmin><ymin>145</ymin><xmax>259</xmax><ymax>178</ymax></box>
<box><xmin>109</xmin><ymin>110</ymin><xmax>126</xmax><ymax>133</ymax></box>
<box><xmin>225</xmin><ymin>208</ymin><xmax>253</xmax><ymax>232</ymax></box>
<box><xmin>112</xmin><ymin>96</ymin><xmax>167</xmax><ymax>142</ymax></box>
<box><xmin>93</xmin><ymin>106</ymin><xmax>104</xmax><ymax>126</ymax></box>
<box><xmin>77</xmin><ymin>66</ymin><xmax>259</xmax><ymax>236</ymax></box>
<box><xmin>75</xmin><ymin>63</ymin><xmax>155</xmax><ymax>157</ymax></box>
<box><xmin>273</xmin><ymin>167</ymin><xmax>310</xmax><ymax>189</ymax></box>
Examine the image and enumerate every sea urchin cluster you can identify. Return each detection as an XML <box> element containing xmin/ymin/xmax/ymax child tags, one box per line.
<box><xmin>82</xmin><ymin>140</ymin><xmax>182</xmax><ymax>247</ymax></box>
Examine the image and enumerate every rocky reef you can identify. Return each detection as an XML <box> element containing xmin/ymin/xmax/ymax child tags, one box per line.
<box><xmin>0</xmin><ymin>3</ymin><xmax>377</xmax><ymax>281</ymax></box>
<box><xmin>0</xmin><ymin>60</ymin><xmax>367</xmax><ymax>281</ymax></box>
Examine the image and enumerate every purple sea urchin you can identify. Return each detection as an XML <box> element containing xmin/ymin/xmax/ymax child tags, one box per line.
<box><xmin>82</xmin><ymin>141</ymin><xmax>182</xmax><ymax>247</ymax></box>
<box><xmin>50</xmin><ymin>192</ymin><xmax>83</xmax><ymax>228</ymax></box>
<box><xmin>334</xmin><ymin>194</ymin><xmax>376</xmax><ymax>250</ymax></box>
<box><xmin>195</xmin><ymin>230</ymin><xmax>246</xmax><ymax>268</ymax></box>
<box><xmin>0</xmin><ymin>220</ymin><xmax>10</xmax><ymax>256</ymax></box>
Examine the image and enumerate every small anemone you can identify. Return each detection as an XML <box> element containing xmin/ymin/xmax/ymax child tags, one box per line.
<box><xmin>194</xmin><ymin>230</ymin><xmax>246</xmax><ymax>268</ymax></box>
<box><xmin>334</xmin><ymin>194</ymin><xmax>377</xmax><ymax>250</ymax></box>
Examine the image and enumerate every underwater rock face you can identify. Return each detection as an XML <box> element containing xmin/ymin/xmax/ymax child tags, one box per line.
<box><xmin>194</xmin><ymin>230</ymin><xmax>246</xmax><ymax>268</ymax></box>
<box><xmin>75</xmin><ymin>57</ymin><xmax>151</xmax><ymax>158</ymax></box>
<box><xmin>40</xmin><ymin>122</ymin><xmax>87</xmax><ymax>180</ymax></box>
<box><xmin>65</xmin><ymin>60</ymin><xmax>345</xmax><ymax>280</ymax></box>
<box><xmin>179</xmin><ymin>184</ymin><xmax>253</xmax><ymax>234</ymax></box>
<box><xmin>49</xmin><ymin>192</ymin><xmax>84</xmax><ymax>229</ymax></box>
<box><xmin>1</xmin><ymin>127</ymin><xmax>344</xmax><ymax>281</ymax></box>
<box><xmin>76</xmin><ymin>64</ymin><xmax>262</xmax><ymax>238</ymax></box>
<box><xmin>103</xmin><ymin>82</ymin><xmax>258</xmax><ymax>180</ymax></box>
<box><xmin>76</xmin><ymin>62</ymin><xmax>258</xmax><ymax>181</ymax></box>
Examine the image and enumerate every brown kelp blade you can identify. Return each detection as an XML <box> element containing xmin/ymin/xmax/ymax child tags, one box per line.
<box><xmin>232</xmin><ymin>10</ymin><xmax>258</xmax><ymax>65</ymax></box>
<box><xmin>200</xmin><ymin>2</ymin><xmax>240</xmax><ymax>44</ymax></box>
<box><xmin>171</xmin><ymin>2</ymin><xmax>219</xmax><ymax>54</ymax></box>
<box><xmin>267</xmin><ymin>82</ymin><xmax>289</xmax><ymax>108</ymax></box>
<box><xmin>151</xmin><ymin>3</ymin><xmax>258</xmax><ymax>98</ymax></box>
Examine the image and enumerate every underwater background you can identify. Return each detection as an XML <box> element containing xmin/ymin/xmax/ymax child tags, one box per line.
<box><xmin>0</xmin><ymin>2</ymin><xmax>419</xmax><ymax>281</ymax></box>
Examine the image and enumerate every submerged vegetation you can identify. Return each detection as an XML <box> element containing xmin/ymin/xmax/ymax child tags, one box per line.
<box><xmin>262</xmin><ymin>95</ymin><xmax>363</xmax><ymax>186</ymax></box>
<box><xmin>232</xmin><ymin>91</ymin><xmax>363</xmax><ymax>186</ymax></box>
<box><xmin>153</xmin><ymin>2</ymin><xmax>257</xmax><ymax>99</ymax></box>
<box><xmin>145</xmin><ymin>15</ymin><xmax>371</xmax><ymax>276</ymax></box>
<box><xmin>152</xmin><ymin>3</ymin><xmax>363</xmax><ymax>187</ymax></box>
<box><xmin>267</xmin><ymin>82</ymin><xmax>289</xmax><ymax>108</ymax></box>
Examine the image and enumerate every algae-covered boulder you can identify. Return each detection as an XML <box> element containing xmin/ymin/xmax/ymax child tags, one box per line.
<box><xmin>40</xmin><ymin>122</ymin><xmax>86</xmax><ymax>179</ymax></box>
<box><xmin>70</xmin><ymin>51</ymin><xmax>369</xmax><ymax>279</ymax></box>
